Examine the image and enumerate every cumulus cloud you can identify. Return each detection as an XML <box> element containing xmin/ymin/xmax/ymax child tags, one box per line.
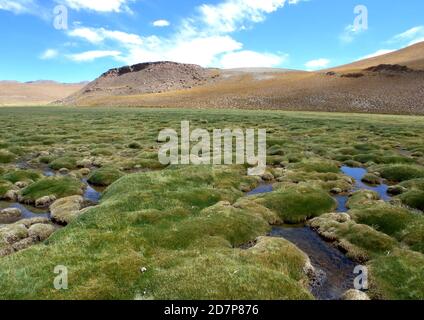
<box><xmin>66</xmin><ymin>0</ymin><xmax>302</xmax><ymax>66</ymax></box>
<box><xmin>339</xmin><ymin>24</ymin><xmax>366</xmax><ymax>44</ymax></box>
<box><xmin>40</xmin><ymin>49</ymin><xmax>59</xmax><ymax>60</ymax></box>
<box><xmin>1</xmin><ymin>0</ymin><xmax>135</xmax><ymax>17</ymax></box>
<box><xmin>198</xmin><ymin>0</ymin><xmax>300</xmax><ymax>33</ymax></box>
<box><xmin>57</xmin><ymin>0</ymin><xmax>134</xmax><ymax>13</ymax></box>
<box><xmin>304</xmin><ymin>58</ymin><xmax>330</xmax><ymax>70</ymax></box>
<box><xmin>0</xmin><ymin>0</ymin><xmax>31</xmax><ymax>13</ymax></box>
<box><xmin>353</xmin><ymin>26</ymin><xmax>424</xmax><ymax>63</ymax></box>
<box><xmin>219</xmin><ymin>50</ymin><xmax>288</xmax><ymax>69</ymax></box>
<box><xmin>67</xmin><ymin>50</ymin><xmax>122</xmax><ymax>62</ymax></box>
<box><xmin>116</xmin><ymin>35</ymin><xmax>243</xmax><ymax>66</ymax></box>
<box><xmin>153</xmin><ymin>20</ymin><xmax>170</xmax><ymax>27</ymax></box>
<box><xmin>359</xmin><ymin>49</ymin><xmax>395</xmax><ymax>61</ymax></box>
<box><xmin>68</xmin><ymin>27</ymin><xmax>143</xmax><ymax>46</ymax></box>
<box><xmin>0</xmin><ymin>0</ymin><xmax>47</xmax><ymax>18</ymax></box>
<box><xmin>390</xmin><ymin>26</ymin><xmax>424</xmax><ymax>46</ymax></box>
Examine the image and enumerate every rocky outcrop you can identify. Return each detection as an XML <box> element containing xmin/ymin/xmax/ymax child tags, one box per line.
<box><xmin>364</xmin><ymin>64</ymin><xmax>416</xmax><ymax>74</ymax></box>
<box><xmin>50</xmin><ymin>195</ymin><xmax>84</xmax><ymax>225</ymax></box>
<box><xmin>4</xmin><ymin>190</ymin><xmax>19</xmax><ymax>201</ymax></box>
<box><xmin>35</xmin><ymin>195</ymin><xmax>57</xmax><ymax>208</ymax></box>
<box><xmin>0</xmin><ymin>208</ymin><xmax>22</xmax><ymax>223</ymax></box>
<box><xmin>28</xmin><ymin>223</ymin><xmax>55</xmax><ymax>241</ymax></box>
<box><xmin>60</xmin><ymin>61</ymin><xmax>219</xmax><ymax>105</ymax></box>
<box><xmin>342</xmin><ymin>289</ymin><xmax>370</xmax><ymax>300</ymax></box>
<box><xmin>0</xmin><ymin>218</ymin><xmax>56</xmax><ymax>257</ymax></box>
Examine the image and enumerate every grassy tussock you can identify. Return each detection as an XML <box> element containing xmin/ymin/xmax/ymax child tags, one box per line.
<box><xmin>0</xmin><ymin>166</ymin><xmax>312</xmax><ymax>299</ymax></box>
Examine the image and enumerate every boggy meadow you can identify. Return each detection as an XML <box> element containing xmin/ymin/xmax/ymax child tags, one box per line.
<box><xmin>0</xmin><ymin>107</ymin><xmax>423</xmax><ymax>300</ymax></box>
<box><xmin>158</xmin><ymin>120</ymin><xmax>267</xmax><ymax>175</ymax></box>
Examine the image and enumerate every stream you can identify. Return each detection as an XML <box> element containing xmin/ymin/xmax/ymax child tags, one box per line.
<box><xmin>2</xmin><ymin>163</ymin><xmax>392</xmax><ymax>299</ymax></box>
<box><xmin>335</xmin><ymin>166</ymin><xmax>392</xmax><ymax>212</ymax></box>
<box><xmin>1</xmin><ymin>168</ymin><xmax>103</xmax><ymax>225</ymax></box>
<box><xmin>247</xmin><ymin>166</ymin><xmax>392</xmax><ymax>300</ymax></box>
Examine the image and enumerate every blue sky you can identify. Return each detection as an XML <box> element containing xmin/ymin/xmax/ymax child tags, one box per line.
<box><xmin>1</xmin><ymin>0</ymin><xmax>423</xmax><ymax>82</ymax></box>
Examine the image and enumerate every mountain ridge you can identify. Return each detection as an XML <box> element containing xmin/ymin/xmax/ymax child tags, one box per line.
<box><xmin>56</xmin><ymin>42</ymin><xmax>424</xmax><ymax>115</ymax></box>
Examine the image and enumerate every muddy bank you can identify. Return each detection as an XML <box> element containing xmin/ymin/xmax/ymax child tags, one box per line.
<box><xmin>245</xmin><ymin>165</ymin><xmax>386</xmax><ymax>300</ymax></box>
<box><xmin>270</xmin><ymin>226</ymin><xmax>356</xmax><ymax>300</ymax></box>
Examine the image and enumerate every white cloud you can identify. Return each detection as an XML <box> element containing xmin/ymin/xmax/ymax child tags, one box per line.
<box><xmin>219</xmin><ymin>50</ymin><xmax>287</xmax><ymax>68</ymax></box>
<box><xmin>153</xmin><ymin>20</ymin><xmax>170</xmax><ymax>27</ymax></box>
<box><xmin>117</xmin><ymin>35</ymin><xmax>243</xmax><ymax>66</ymax></box>
<box><xmin>40</xmin><ymin>49</ymin><xmax>59</xmax><ymax>60</ymax></box>
<box><xmin>67</xmin><ymin>50</ymin><xmax>121</xmax><ymax>62</ymax></box>
<box><xmin>409</xmin><ymin>37</ymin><xmax>424</xmax><ymax>46</ymax></box>
<box><xmin>305</xmin><ymin>58</ymin><xmax>330</xmax><ymax>70</ymax></box>
<box><xmin>68</xmin><ymin>27</ymin><xmax>105</xmax><ymax>44</ymax></box>
<box><xmin>339</xmin><ymin>24</ymin><xmax>365</xmax><ymax>44</ymax></box>
<box><xmin>390</xmin><ymin>26</ymin><xmax>424</xmax><ymax>46</ymax></box>
<box><xmin>359</xmin><ymin>49</ymin><xmax>395</xmax><ymax>61</ymax></box>
<box><xmin>66</xmin><ymin>0</ymin><xmax>302</xmax><ymax>67</ymax></box>
<box><xmin>392</xmin><ymin>26</ymin><xmax>424</xmax><ymax>42</ymax></box>
<box><xmin>198</xmin><ymin>0</ymin><xmax>300</xmax><ymax>33</ymax></box>
<box><xmin>0</xmin><ymin>0</ymin><xmax>47</xmax><ymax>17</ymax></box>
<box><xmin>0</xmin><ymin>0</ymin><xmax>31</xmax><ymax>13</ymax></box>
<box><xmin>68</xmin><ymin>27</ymin><xmax>143</xmax><ymax>46</ymax></box>
<box><xmin>58</xmin><ymin>0</ymin><xmax>134</xmax><ymax>13</ymax></box>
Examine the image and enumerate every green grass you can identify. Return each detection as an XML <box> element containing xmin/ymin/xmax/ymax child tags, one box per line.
<box><xmin>309</xmin><ymin>213</ymin><xmax>397</xmax><ymax>262</ymax></box>
<box><xmin>291</xmin><ymin>159</ymin><xmax>340</xmax><ymax>173</ymax></box>
<box><xmin>0</xmin><ymin>166</ymin><xmax>312</xmax><ymax>300</ymax></box>
<box><xmin>377</xmin><ymin>164</ymin><xmax>424</xmax><ymax>182</ymax></box>
<box><xmin>0</xmin><ymin>179</ymin><xmax>13</xmax><ymax>197</ymax></box>
<box><xmin>399</xmin><ymin>178</ymin><xmax>424</xmax><ymax>191</ymax></box>
<box><xmin>1</xmin><ymin>107</ymin><xmax>424</xmax><ymax>300</ymax></box>
<box><xmin>346</xmin><ymin>190</ymin><xmax>380</xmax><ymax>209</ymax></box>
<box><xmin>2</xmin><ymin>169</ymin><xmax>42</xmax><ymax>184</ymax></box>
<box><xmin>0</xmin><ymin>150</ymin><xmax>16</xmax><ymax>164</ymax></box>
<box><xmin>255</xmin><ymin>185</ymin><xmax>336</xmax><ymax>224</ymax></box>
<box><xmin>369</xmin><ymin>248</ymin><xmax>424</xmax><ymax>300</ymax></box>
<box><xmin>20</xmin><ymin>176</ymin><xmax>84</xmax><ymax>202</ymax></box>
<box><xmin>87</xmin><ymin>167</ymin><xmax>124</xmax><ymax>186</ymax></box>
<box><xmin>49</xmin><ymin>157</ymin><xmax>78</xmax><ymax>170</ymax></box>
<box><xmin>399</xmin><ymin>190</ymin><xmax>424</xmax><ymax>211</ymax></box>
<box><xmin>350</xmin><ymin>204</ymin><xmax>416</xmax><ymax>238</ymax></box>
<box><xmin>361</xmin><ymin>173</ymin><xmax>381</xmax><ymax>185</ymax></box>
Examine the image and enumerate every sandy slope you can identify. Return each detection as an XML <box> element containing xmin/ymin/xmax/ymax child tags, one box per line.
<box><xmin>57</xmin><ymin>42</ymin><xmax>424</xmax><ymax>114</ymax></box>
<box><xmin>328</xmin><ymin>42</ymin><xmax>424</xmax><ymax>72</ymax></box>
<box><xmin>2</xmin><ymin>42</ymin><xmax>424</xmax><ymax>114</ymax></box>
<box><xmin>0</xmin><ymin>81</ymin><xmax>85</xmax><ymax>106</ymax></box>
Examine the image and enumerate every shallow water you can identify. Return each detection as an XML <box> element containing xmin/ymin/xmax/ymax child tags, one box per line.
<box><xmin>335</xmin><ymin>195</ymin><xmax>349</xmax><ymax>213</ymax></box>
<box><xmin>341</xmin><ymin>166</ymin><xmax>391</xmax><ymax>201</ymax></box>
<box><xmin>0</xmin><ymin>169</ymin><xmax>103</xmax><ymax>225</ymax></box>
<box><xmin>335</xmin><ymin>166</ymin><xmax>392</xmax><ymax>212</ymax></box>
<box><xmin>252</xmin><ymin>166</ymin><xmax>392</xmax><ymax>299</ymax></box>
<box><xmin>246</xmin><ymin>174</ymin><xmax>361</xmax><ymax>300</ymax></box>
<box><xmin>82</xmin><ymin>179</ymin><xmax>104</xmax><ymax>203</ymax></box>
<box><xmin>246</xmin><ymin>184</ymin><xmax>273</xmax><ymax>195</ymax></box>
<box><xmin>0</xmin><ymin>201</ymin><xmax>50</xmax><ymax>221</ymax></box>
<box><xmin>270</xmin><ymin>226</ymin><xmax>356</xmax><ymax>300</ymax></box>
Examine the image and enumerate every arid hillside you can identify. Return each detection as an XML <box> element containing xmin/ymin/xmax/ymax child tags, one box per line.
<box><xmin>328</xmin><ymin>41</ymin><xmax>424</xmax><ymax>72</ymax></box>
<box><xmin>57</xmin><ymin>42</ymin><xmax>424</xmax><ymax>115</ymax></box>
<box><xmin>0</xmin><ymin>81</ymin><xmax>85</xmax><ymax>106</ymax></box>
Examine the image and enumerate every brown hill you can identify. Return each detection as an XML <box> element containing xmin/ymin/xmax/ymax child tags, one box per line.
<box><xmin>329</xmin><ymin>41</ymin><xmax>424</xmax><ymax>72</ymax></box>
<box><xmin>59</xmin><ymin>42</ymin><xmax>424</xmax><ymax>114</ymax></box>
<box><xmin>0</xmin><ymin>81</ymin><xmax>85</xmax><ymax>106</ymax></box>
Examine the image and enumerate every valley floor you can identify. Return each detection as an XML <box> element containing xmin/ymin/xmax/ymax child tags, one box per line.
<box><xmin>0</xmin><ymin>107</ymin><xmax>424</xmax><ymax>300</ymax></box>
